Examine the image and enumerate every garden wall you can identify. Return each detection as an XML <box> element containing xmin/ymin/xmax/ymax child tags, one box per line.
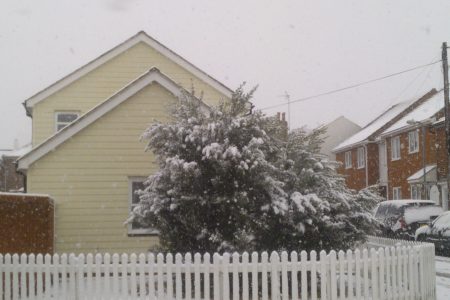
<box><xmin>0</xmin><ymin>193</ymin><xmax>54</xmax><ymax>254</ymax></box>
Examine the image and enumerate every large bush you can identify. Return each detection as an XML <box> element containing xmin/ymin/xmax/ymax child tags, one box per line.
<box><xmin>131</xmin><ymin>87</ymin><xmax>381</xmax><ymax>253</ymax></box>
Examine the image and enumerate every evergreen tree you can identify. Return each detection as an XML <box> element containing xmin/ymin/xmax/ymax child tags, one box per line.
<box><xmin>132</xmin><ymin>87</ymin><xmax>381</xmax><ymax>253</ymax></box>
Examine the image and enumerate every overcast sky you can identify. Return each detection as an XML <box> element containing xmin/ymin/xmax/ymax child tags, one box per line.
<box><xmin>1</xmin><ymin>0</ymin><xmax>449</xmax><ymax>149</ymax></box>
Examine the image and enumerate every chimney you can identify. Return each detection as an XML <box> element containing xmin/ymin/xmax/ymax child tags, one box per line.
<box><xmin>277</xmin><ymin>112</ymin><xmax>281</xmax><ymax>120</ymax></box>
<box><xmin>281</xmin><ymin>112</ymin><xmax>286</xmax><ymax>122</ymax></box>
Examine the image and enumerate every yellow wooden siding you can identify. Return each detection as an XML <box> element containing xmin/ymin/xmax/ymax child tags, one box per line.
<box><xmin>27</xmin><ymin>83</ymin><xmax>177</xmax><ymax>254</ymax></box>
<box><xmin>32</xmin><ymin>42</ymin><xmax>229</xmax><ymax>146</ymax></box>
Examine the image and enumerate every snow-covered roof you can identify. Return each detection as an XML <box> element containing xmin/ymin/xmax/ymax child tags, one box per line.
<box><xmin>382</xmin><ymin>90</ymin><xmax>444</xmax><ymax>135</ymax></box>
<box><xmin>379</xmin><ymin>199</ymin><xmax>436</xmax><ymax>207</ymax></box>
<box><xmin>23</xmin><ymin>31</ymin><xmax>233</xmax><ymax>116</ymax></box>
<box><xmin>332</xmin><ymin>100</ymin><xmax>412</xmax><ymax>152</ymax></box>
<box><xmin>0</xmin><ymin>144</ymin><xmax>31</xmax><ymax>158</ymax></box>
<box><xmin>18</xmin><ymin>68</ymin><xmax>204</xmax><ymax>172</ymax></box>
<box><xmin>407</xmin><ymin>165</ymin><xmax>437</xmax><ymax>182</ymax></box>
<box><xmin>0</xmin><ymin>149</ymin><xmax>12</xmax><ymax>157</ymax></box>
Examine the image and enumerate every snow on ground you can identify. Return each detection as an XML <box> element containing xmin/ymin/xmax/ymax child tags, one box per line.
<box><xmin>436</xmin><ymin>256</ymin><xmax>450</xmax><ymax>299</ymax></box>
<box><xmin>437</xmin><ymin>276</ymin><xmax>450</xmax><ymax>299</ymax></box>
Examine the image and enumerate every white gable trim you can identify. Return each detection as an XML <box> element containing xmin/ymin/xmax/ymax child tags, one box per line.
<box><xmin>18</xmin><ymin>68</ymin><xmax>203</xmax><ymax>172</ymax></box>
<box><xmin>24</xmin><ymin>31</ymin><xmax>232</xmax><ymax>115</ymax></box>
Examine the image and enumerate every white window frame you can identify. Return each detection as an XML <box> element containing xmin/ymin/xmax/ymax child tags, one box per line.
<box><xmin>357</xmin><ymin>147</ymin><xmax>365</xmax><ymax>169</ymax></box>
<box><xmin>345</xmin><ymin>151</ymin><xmax>352</xmax><ymax>169</ymax></box>
<box><xmin>410</xmin><ymin>185</ymin><xmax>419</xmax><ymax>199</ymax></box>
<box><xmin>408</xmin><ymin>130</ymin><xmax>419</xmax><ymax>154</ymax></box>
<box><xmin>55</xmin><ymin>111</ymin><xmax>79</xmax><ymax>132</ymax></box>
<box><xmin>128</xmin><ymin>177</ymin><xmax>157</xmax><ymax>235</ymax></box>
<box><xmin>393</xmin><ymin>187</ymin><xmax>402</xmax><ymax>200</ymax></box>
<box><xmin>391</xmin><ymin>136</ymin><xmax>401</xmax><ymax>161</ymax></box>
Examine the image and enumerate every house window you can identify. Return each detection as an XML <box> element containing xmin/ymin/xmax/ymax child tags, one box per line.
<box><xmin>411</xmin><ymin>185</ymin><xmax>420</xmax><ymax>199</ymax></box>
<box><xmin>408</xmin><ymin>130</ymin><xmax>419</xmax><ymax>154</ymax></box>
<box><xmin>391</xmin><ymin>136</ymin><xmax>401</xmax><ymax>161</ymax></box>
<box><xmin>128</xmin><ymin>177</ymin><xmax>155</xmax><ymax>235</ymax></box>
<box><xmin>345</xmin><ymin>151</ymin><xmax>352</xmax><ymax>169</ymax></box>
<box><xmin>55</xmin><ymin>112</ymin><xmax>79</xmax><ymax>132</ymax></box>
<box><xmin>393</xmin><ymin>187</ymin><xmax>402</xmax><ymax>200</ymax></box>
<box><xmin>357</xmin><ymin>147</ymin><xmax>365</xmax><ymax>169</ymax></box>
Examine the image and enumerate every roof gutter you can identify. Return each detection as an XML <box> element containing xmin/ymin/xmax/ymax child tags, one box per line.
<box><xmin>379</xmin><ymin>117</ymin><xmax>436</xmax><ymax>139</ymax></box>
<box><xmin>332</xmin><ymin>140</ymin><xmax>374</xmax><ymax>154</ymax></box>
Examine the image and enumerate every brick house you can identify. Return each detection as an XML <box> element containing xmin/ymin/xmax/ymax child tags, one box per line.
<box><xmin>379</xmin><ymin>89</ymin><xmax>448</xmax><ymax>209</ymax></box>
<box><xmin>332</xmin><ymin>89</ymin><xmax>438</xmax><ymax>198</ymax></box>
<box><xmin>0</xmin><ymin>143</ymin><xmax>30</xmax><ymax>192</ymax></box>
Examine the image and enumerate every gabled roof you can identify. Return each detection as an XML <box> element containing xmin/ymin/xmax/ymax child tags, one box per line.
<box><xmin>23</xmin><ymin>31</ymin><xmax>233</xmax><ymax>116</ymax></box>
<box><xmin>17</xmin><ymin>68</ymin><xmax>202</xmax><ymax>172</ymax></box>
<box><xmin>332</xmin><ymin>101</ymin><xmax>412</xmax><ymax>152</ymax></box>
<box><xmin>407</xmin><ymin>165</ymin><xmax>437</xmax><ymax>183</ymax></box>
<box><xmin>332</xmin><ymin>88</ymin><xmax>438</xmax><ymax>153</ymax></box>
<box><xmin>381</xmin><ymin>90</ymin><xmax>444</xmax><ymax>136</ymax></box>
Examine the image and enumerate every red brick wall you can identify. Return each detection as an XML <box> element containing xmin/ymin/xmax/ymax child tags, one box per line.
<box><xmin>386</xmin><ymin>126</ymin><xmax>445</xmax><ymax>199</ymax></box>
<box><xmin>435</xmin><ymin>126</ymin><xmax>448</xmax><ymax>180</ymax></box>
<box><xmin>0</xmin><ymin>156</ymin><xmax>25</xmax><ymax>192</ymax></box>
<box><xmin>367</xmin><ymin>143</ymin><xmax>379</xmax><ymax>186</ymax></box>
<box><xmin>0</xmin><ymin>193</ymin><xmax>54</xmax><ymax>254</ymax></box>
<box><xmin>336</xmin><ymin>144</ymin><xmax>379</xmax><ymax>190</ymax></box>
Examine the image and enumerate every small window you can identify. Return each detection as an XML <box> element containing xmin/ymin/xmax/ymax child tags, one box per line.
<box><xmin>391</xmin><ymin>136</ymin><xmax>401</xmax><ymax>161</ymax></box>
<box><xmin>128</xmin><ymin>177</ymin><xmax>155</xmax><ymax>235</ymax></box>
<box><xmin>393</xmin><ymin>187</ymin><xmax>402</xmax><ymax>200</ymax></box>
<box><xmin>345</xmin><ymin>151</ymin><xmax>352</xmax><ymax>169</ymax></box>
<box><xmin>357</xmin><ymin>147</ymin><xmax>365</xmax><ymax>169</ymax></box>
<box><xmin>55</xmin><ymin>112</ymin><xmax>79</xmax><ymax>131</ymax></box>
<box><xmin>408</xmin><ymin>130</ymin><xmax>419</xmax><ymax>154</ymax></box>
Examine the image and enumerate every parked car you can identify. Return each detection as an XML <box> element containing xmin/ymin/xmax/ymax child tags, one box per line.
<box><xmin>415</xmin><ymin>211</ymin><xmax>450</xmax><ymax>256</ymax></box>
<box><xmin>373</xmin><ymin>200</ymin><xmax>443</xmax><ymax>240</ymax></box>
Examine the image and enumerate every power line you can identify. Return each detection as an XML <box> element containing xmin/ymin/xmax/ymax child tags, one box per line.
<box><xmin>259</xmin><ymin>59</ymin><xmax>442</xmax><ymax>111</ymax></box>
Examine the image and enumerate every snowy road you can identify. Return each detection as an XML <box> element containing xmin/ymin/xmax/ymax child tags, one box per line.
<box><xmin>436</xmin><ymin>256</ymin><xmax>450</xmax><ymax>299</ymax></box>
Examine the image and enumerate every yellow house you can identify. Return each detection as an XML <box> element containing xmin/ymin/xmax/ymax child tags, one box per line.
<box><xmin>17</xmin><ymin>32</ymin><xmax>232</xmax><ymax>254</ymax></box>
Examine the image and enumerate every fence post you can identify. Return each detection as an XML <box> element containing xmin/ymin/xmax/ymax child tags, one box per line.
<box><xmin>222</xmin><ymin>253</ymin><xmax>230</xmax><ymax>300</ymax></box>
<box><xmin>251</xmin><ymin>252</ymin><xmax>258</xmax><ymax>300</ymax></box>
<box><xmin>319</xmin><ymin>250</ymin><xmax>327</xmax><ymax>300</ymax></box>
<box><xmin>69</xmin><ymin>254</ymin><xmax>77</xmax><ymax>300</ymax></box>
<box><xmin>291</xmin><ymin>251</ymin><xmax>298</xmax><ymax>300</ymax></box>
<box><xmin>242</xmin><ymin>252</ymin><xmax>249</xmax><ymax>300</ymax></box>
<box><xmin>261</xmin><ymin>252</ymin><xmax>268</xmax><ymax>300</ymax></box>
<box><xmin>270</xmin><ymin>252</ymin><xmax>280</xmax><ymax>300</ymax></box>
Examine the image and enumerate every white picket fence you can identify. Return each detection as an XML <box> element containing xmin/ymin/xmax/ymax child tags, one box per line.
<box><xmin>0</xmin><ymin>236</ymin><xmax>435</xmax><ymax>300</ymax></box>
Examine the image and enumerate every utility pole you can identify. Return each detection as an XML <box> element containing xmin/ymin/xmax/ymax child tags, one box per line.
<box><xmin>443</xmin><ymin>42</ymin><xmax>450</xmax><ymax>208</ymax></box>
<box><xmin>284</xmin><ymin>91</ymin><xmax>291</xmax><ymax>132</ymax></box>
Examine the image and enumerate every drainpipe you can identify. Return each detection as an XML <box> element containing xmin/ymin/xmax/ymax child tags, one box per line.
<box><xmin>385</xmin><ymin>140</ymin><xmax>389</xmax><ymax>199</ymax></box>
<box><xmin>422</xmin><ymin>126</ymin><xmax>426</xmax><ymax>199</ymax></box>
<box><xmin>364</xmin><ymin>144</ymin><xmax>369</xmax><ymax>187</ymax></box>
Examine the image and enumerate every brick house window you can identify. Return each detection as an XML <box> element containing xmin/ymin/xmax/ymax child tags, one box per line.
<box><xmin>408</xmin><ymin>130</ymin><xmax>419</xmax><ymax>154</ymax></box>
<box><xmin>411</xmin><ymin>185</ymin><xmax>420</xmax><ymax>199</ymax></box>
<box><xmin>345</xmin><ymin>151</ymin><xmax>352</xmax><ymax>169</ymax></box>
<box><xmin>128</xmin><ymin>177</ymin><xmax>156</xmax><ymax>235</ymax></box>
<box><xmin>357</xmin><ymin>147</ymin><xmax>365</xmax><ymax>169</ymax></box>
<box><xmin>391</xmin><ymin>136</ymin><xmax>401</xmax><ymax>161</ymax></box>
<box><xmin>393</xmin><ymin>187</ymin><xmax>402</xmax><ymax>200</ymax></box>
<box><xmin>55</xmin><ymin>112</ymin><xmax>79</xmax><ymax>132</ymax></box>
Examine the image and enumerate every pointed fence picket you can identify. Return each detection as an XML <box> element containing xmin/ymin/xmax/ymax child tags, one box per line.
<box><xmin>0</xmin><ymin>236</ymin><xmax>436</xmax><ymax>300</ymax></box>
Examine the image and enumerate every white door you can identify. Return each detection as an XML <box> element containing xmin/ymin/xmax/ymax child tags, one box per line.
<box><xmin>443</xmin><ymin>187</ymin><xmax>449</xmax><ymax>211</ymax></box>
<box><xmin>430</xmin><ymin>185</ymin><xmax>440</xmax><ymax>205</ymax></box>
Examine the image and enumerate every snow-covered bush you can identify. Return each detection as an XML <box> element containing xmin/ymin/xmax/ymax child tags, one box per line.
<box><xmin>132</xmin><ymin>87</ymin><xmax>381</xmax><ymax>253</ymax></box>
